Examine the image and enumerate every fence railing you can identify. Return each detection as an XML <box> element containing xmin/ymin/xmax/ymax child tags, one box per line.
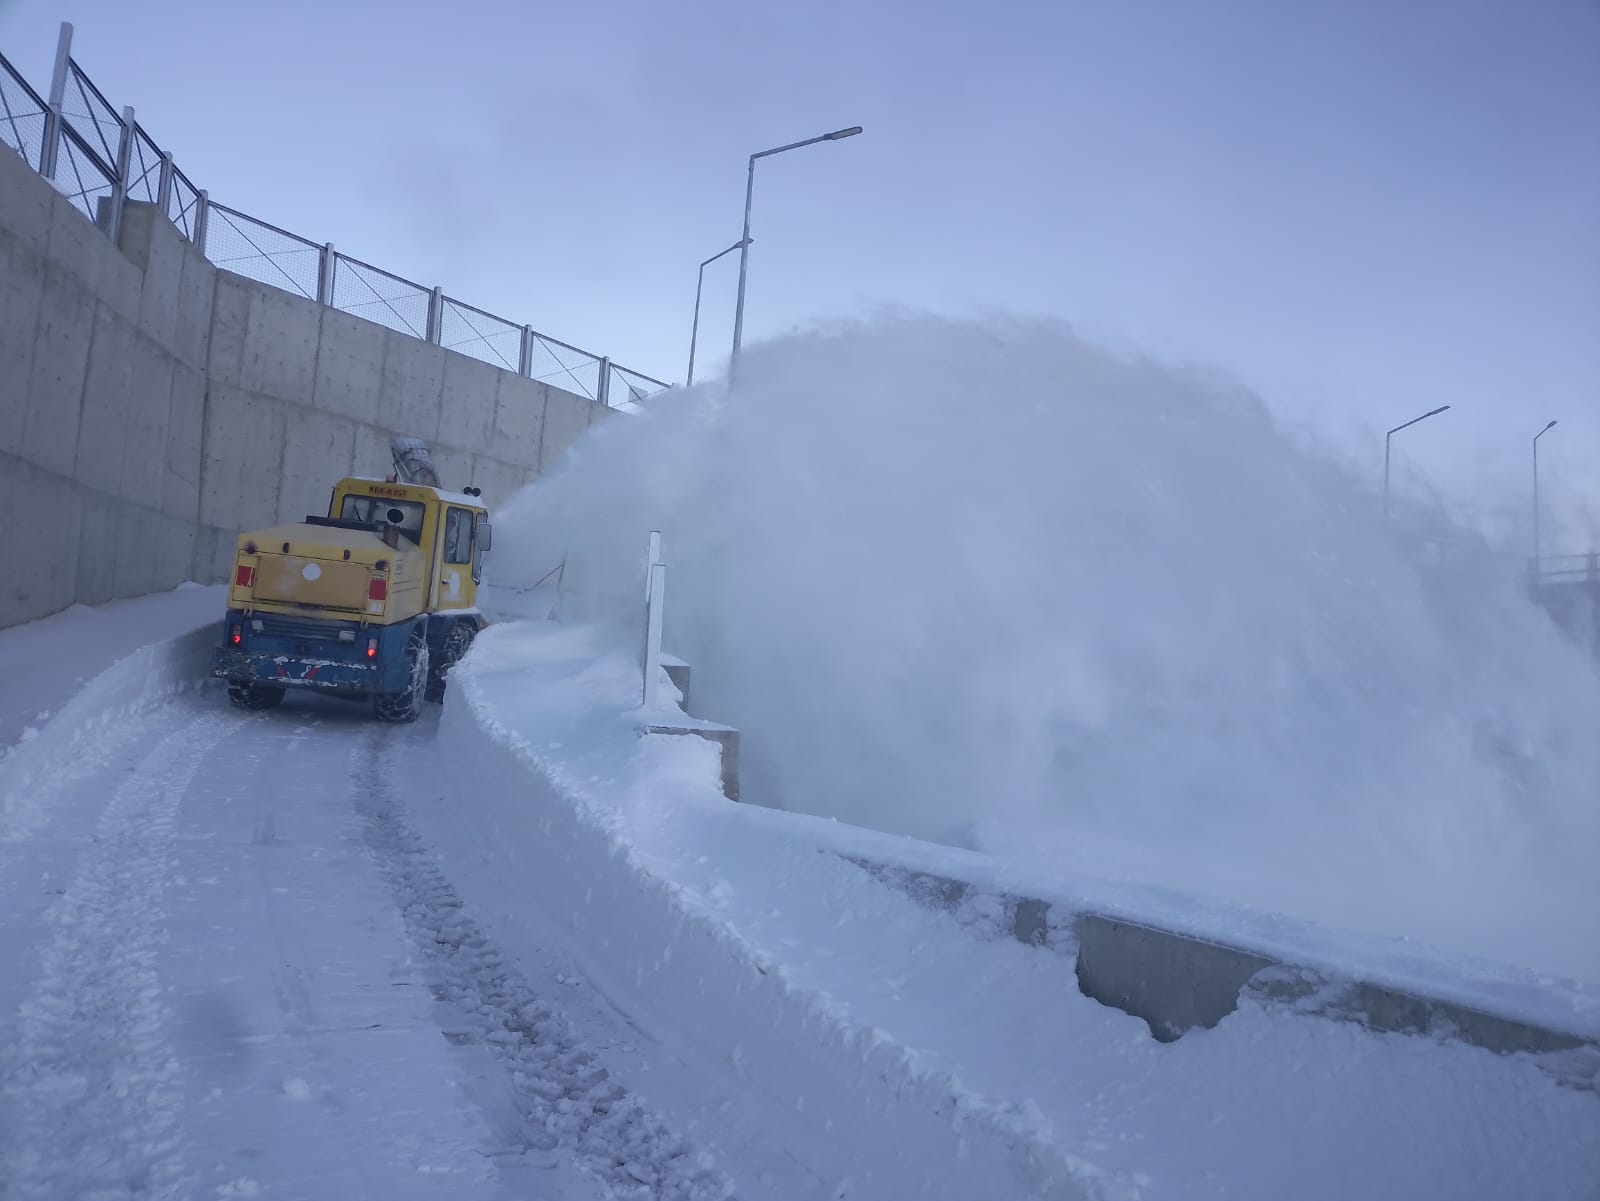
<box><xmin>0</xmin><ymin>25</ymin><xmax>668</xmax><ymax>407</ymax></box>
<box><xmin>1530</xmin><ymin>553</ymin><xmax>1600</xmax><ymax>586</ymax></box>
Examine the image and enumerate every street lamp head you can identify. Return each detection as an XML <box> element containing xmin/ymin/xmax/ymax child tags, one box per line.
<box><xmin>825</xmin><ymin>125</ymin><xmax>864</xmax><ymax>140</ymax></box>
<box><xmin>1425</xmin><ymin>405</ymin><xmax>1450</xmax><ymax>418</ymax></box>
<box><xmin>1542</xmin><ymin>419</ymin><xmax>1558</xmax><ymax>433</ymax></box>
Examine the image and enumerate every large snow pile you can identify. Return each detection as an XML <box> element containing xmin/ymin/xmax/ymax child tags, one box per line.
<box><xmin>491</xmin><ymin>316</ymin><xmax>1600</xmax><ymax>982</ymax></box>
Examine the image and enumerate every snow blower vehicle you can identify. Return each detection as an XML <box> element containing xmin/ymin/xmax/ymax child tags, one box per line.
<box><xmin>210</xmin><ymin>437</ymin><xmax>493</xmax><ymax>721</ymax></box>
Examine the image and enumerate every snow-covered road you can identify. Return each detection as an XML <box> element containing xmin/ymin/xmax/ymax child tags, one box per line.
<box><xmin>0</xmin><ymin>688</ymin><xmax>776</xmax><ymax>1200</ymax></box>
<box><xmin>2</xmin><ymin>590</ymin><xmax>1597</xmax><ymax>1201</ymax></box>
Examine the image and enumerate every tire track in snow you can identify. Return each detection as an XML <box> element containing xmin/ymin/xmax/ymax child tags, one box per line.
<box><xmin>355</xmin><ymin>728</ymin><xmax>736</xmax><ymax>1201</ymax></box>
<box><xmin>0</xmin><ymin>709</ymin><xmax>228</xmax><ymax>1200</ymax></box>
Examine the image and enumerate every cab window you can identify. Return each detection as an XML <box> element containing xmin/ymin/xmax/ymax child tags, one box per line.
<box><xmin>443</xmin><ymin>507</ymin><xmax>473</xmax><ymax>565</ymax></box>
<box><xmin>341</xmin><ymin>495</ymin><xmax>425</xmax><ymax>544</ymax></box>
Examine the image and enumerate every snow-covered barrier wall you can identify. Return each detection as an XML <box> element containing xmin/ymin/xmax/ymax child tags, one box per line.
<box><xmin>0</xmin><ymin>141</ymin><xmax>610</xmax><ymax>632</ymax></box>
<box><xmin>432</xmin><ymin>621</ymin><xmax>1600</xmax><ymax>1199</ymax></box>
<box><xmin>0</xmin><ymin>621</ymin><xmax>217</xmax><ymax>837</ymax></box>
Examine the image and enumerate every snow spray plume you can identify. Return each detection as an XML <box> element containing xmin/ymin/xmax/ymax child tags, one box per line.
<box><xmin>494</xmin><ymin>315</ymin><xmax>1600</xmax><ymax>981</ymax></box>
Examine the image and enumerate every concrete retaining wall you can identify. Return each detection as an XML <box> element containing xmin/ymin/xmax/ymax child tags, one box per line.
<box><xmin>0</xmin><ymin>143</ymin><xmax>613</xmax><ymax>630</ymax></box>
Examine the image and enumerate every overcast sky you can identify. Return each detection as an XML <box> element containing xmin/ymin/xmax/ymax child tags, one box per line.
<box><xmin>3</xmin><ymin>0</ymin><xmax>1595</xmax><ymax>540</ymax></box>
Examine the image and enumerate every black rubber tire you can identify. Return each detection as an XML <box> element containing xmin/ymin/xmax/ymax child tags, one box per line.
<box><xmin>228</xmin><ymin>680</ymin><xmax>285</xmax><ymax>711</ymax></box>
<box><xmin>424</xmin><ymin>622</ymin><xmax>476</xmax><ymax>703</ymax></box>
<box><xmin>373</xmin><ymin>631</ymin><xmax>428</xmax><ymax>724</ymax></box>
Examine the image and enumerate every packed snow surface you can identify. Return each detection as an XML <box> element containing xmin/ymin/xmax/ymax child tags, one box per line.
<box><xmin>492</xmin><ymin>316</ymin><xmax>1600</xmax><ymax>983</ymax></box>
<box><xmin>1</xmin><ymin>581</ymin><xmax>1595</xmax><ymax>1199</ymax></box>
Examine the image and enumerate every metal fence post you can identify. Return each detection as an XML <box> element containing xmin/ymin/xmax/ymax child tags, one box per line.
<box><xmin>156</xmin><ymin>150</ymin><xmax>173</xmax><ymax>212</ymax></box>
<box><xmin>106</xmin><ymin>105</ymin><xmax>135</xmax><ymax>243</ymax></box>
<box><xmin>597</xmin><ymin>356</ymin><xmax>611</xmax><ymax>407</ymax></box>
<box><xmin>317</xmin><ymin>243</ymin><xmax>336</xmax><ymax>306</ymax></box>
<box><xmin>519</xmin><ymin>325</ymin><xmax>534</xmax><ymax>377</ymax></box>
<box><xmin>426</xmin><ymin>286</ymin><xmax>444</xmax><ymax>344</ymax></box>
<box><xmin>38</xmin><ymin>21</ymin><xmax>72</xmax><ymax>179</ymax></box>
<box><xmin>193</xmin><ymin>188</ymin><xmax>209</xmax><ymax>253</ymax></box>
<box><xmin>642</xmin><ymin>558</ymin><xmax>666</xmax><ymax>708</ymax></box>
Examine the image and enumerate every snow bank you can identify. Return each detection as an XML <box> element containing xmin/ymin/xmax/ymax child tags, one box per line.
<box><xmin>431</xmin><ymin>619</ymin><xmax>1600</xmax><ymax>1200</ymax></box>
<box><xmin>0</xmin><ymin>583</ymin><xmax>224</xmax><ymax>754</ymax></box>
<box><xmin>488</xmin><ymin>316</ymin><xmax>1600</xmax><ymax>983</ymax></box>
<box><xmin>435</xmin><ymin>626</ymin><xmax>1106</xmax><ymax>1200</ymax></box>
<box><xmin>0</xmin><ymin>617</ymin><xmax>220</xmax><ymax>839</ymax></box>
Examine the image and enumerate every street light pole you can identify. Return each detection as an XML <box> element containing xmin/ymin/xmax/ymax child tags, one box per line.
<box><xmin>729</xmin><ymin>125</ymin><xmax>863</xmax><ymax>381</ymax></box>
<box><xmin>1383</xmin><ymin>404</ymin><xmax>1451</xmax><ymax>522</ymax></box>
<box><xmin>1533</xmin><ymin>419</ymin><xmax>1558</xmax><ymax>566</ymax></box>
<box><xmin>686</xmin><ymin>239</ymin><xmax>746</xmax><ymax>387</ymax></box>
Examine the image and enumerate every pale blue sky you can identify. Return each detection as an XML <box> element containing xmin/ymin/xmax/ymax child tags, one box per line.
<box><xmin>3</xmin><ymin>0</ymin><xmax>1595</xmax><ymax>541</ymax></box>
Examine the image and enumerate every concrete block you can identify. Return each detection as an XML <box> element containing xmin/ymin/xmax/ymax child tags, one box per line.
<box><xmin>116</xmin><ymin>201</ymin><xmax>159</xmax><ymax>271</ymax></box>
<box><xmin>311</xmin><ymin>307</ymin><xmax>385</xmax><ymax>424</ymax></box>
<box><xmin>438</xmin><ymin>352</ymin><xmax>501</xmax><ymax>457</ymax></box>
<box><xmin>172</xmin><ymin>241</ymin><xmax>215</xmax><ymax>368</ymax></box>
<box><xmin>429</xmin><ymin>443</ymin><xmax>474</xmax><ymax>495</ymax></box>
<box><xmin>122</xmin><ymin>202</ymin><xmax>185</xmax><ymax>350</ymax></box>
<box><xmin>191</xmin><ymin>525</ymin><xmax>236</xmax><ymax>586</ymax></box>
<box><xmin>98</xmin><ymin>230</ymin><xmax>143</xmax><ymax>328</ymax></box>
<box><xmin>112</xmin><ymin>503</ymin><xmax>162</xmax><ymax>599</ymax></box>
<box><xmin>493</xmin><ymin>372</ymin><xmax>548</xmax><ymax>468</ymax></box>
<box><xmin>162</xmin><ymin>362</ymin><xmax>205</xmax><ymax>520</ymax></box>
<box><xmin>539</xmin><ymin>389</ymin><xmax>594</xmax><ymax>473</ymax></box>
<box><xmin>238</xmin><ymin>284</ymin><xmax>320</xmax><ymax>402</ymax></box>
<box><xmin>588</xmin><ymin>399</ymin><xmax>620</xmax><ymax>427</ymax></box>
<box><xmin>1075</xmin><ymin>914</ymin><xmax>1274</xmax><ymax>1042</ymax></box>
<box><xmin>73</xmin><ymin>304</ymin><xmax>136</xmax><ymax>490</ymax></box>
<box><xmin>20</xmin><ymin>263</ymin><xmax>95</xmax><ymax>478</ymax></box>
<box><xmin>44</xmin><ymin>186</ymin><xmax>107</xmax><ymax>291</ymax></box>
<box><xmin>197</xmin><ymin>384</ymin><xmax>287</xmax><ymax>535</ymax></box>
<box><xmin>378</xmin><ymin>328</ymin><xmax>444</xmax><ymax>442</ymax></box>
<box><xmin>276</xmin><ymin>406</ymin><xmax>355</xmax><ymax>525</ymax></box>
<box><xmin>0</xmin><ymin>132</ymin><xmax>53</xmax><ymax>255</ymax></box>
<box><xmin>75</xmin><ymin>494</ymin><xmax>119</xmax><ymax>606</ymax></box>
<box><xmin>119</xmin><ymin>339</ymin><xmax>176</xmax><ymax>507</ymax></box>
<box><xmin>155</xmin><ymin>512</ymin><xmax>197</xmax><ymax>589</ymax></box>
<box><xmin>0</xmin><ymin>228</ymin><xmax>45</xmax><ymax>454</ymax></box>
<box><xmin>0</xmin><ymin>452</ymin><xmax>83</xmax><ymax>627</ymax></box>
<box><xmin>205</xmin><ymin>272</ymin><xmax>253</xmax><ymax>387</ymax></box>
<box><xmin>351</xmin><ymin>422</ymin><xmax>393</xmax><ymax>482</ymax></box>
<box><xmin>465</xmin><ymin>454</ymin><xmax>528</xmax><ymax>513</ymax></box>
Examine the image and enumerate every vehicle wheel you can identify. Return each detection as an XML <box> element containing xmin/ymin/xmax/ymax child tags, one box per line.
<box><xmin>424</xmin><ymin>622</ymin><xmax>476</xmax><ymax>702</ymax></box>
<box><xmin>228</xmin><ymin>680</ymin><xmax>285</xmax><ymax>711</ymax></box>
<box><xmin>374</xmin><ymin>631</ymin><xmax>428</xmax><ymax>723</ymax></box>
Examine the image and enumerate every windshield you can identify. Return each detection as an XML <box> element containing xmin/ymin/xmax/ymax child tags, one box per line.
<box><xmin>339</xmin><ymin>495</ymin><xmax>426</xmax><ymax>544</ymax></box>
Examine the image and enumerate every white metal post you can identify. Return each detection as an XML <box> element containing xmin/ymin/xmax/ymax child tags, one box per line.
<box><xmin>106</xmin><ymin>105</ymin><xmax>135</xmax><ymax>243</ymax></box>
<box><xmin>39</xmin><ymin>22</ymin><xmax>72</xmax><ymax>180</ymax></box>
<box><xmin>156</xmin><ymin>150</ymin><xmax>174</xmax><ymax>212</ymax></box>
<box><xmin>317</xmin><ymin>242</ymin><xmax>336</xmax><ymax>305</ymax></box>
<box><xmin>193</xmin><ymin>189</ymin><xmax>210</xmax><ymax>253</ymax></box>
<box><xmin>646</xmin><ymin>530</ymin><xmax>661</xmax><ymax>602</ymax></box>
<box><xmin>643</xmin><ymin>561</ymin><xmax>666</xmax><ymax>708</ymax></box>
<box><xmin>519</xmin><ymin>325</ymin><xmax>534</xmax><ymax>377</ymax></box>
<box><xmin>426</xmin><ymin>286</ymin><xmax>444</xmax><ymax>344</ymax></box>
<box><xmin>597</xmin><ymin>356</ymin><xmax>611</xmax><ymax>407</ymax></box>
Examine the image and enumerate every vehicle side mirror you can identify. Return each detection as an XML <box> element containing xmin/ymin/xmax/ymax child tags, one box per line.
<box><xmin>476</xmin><ymin>521</ymin><xmax>493</xmax><ymax>551</ymax></box>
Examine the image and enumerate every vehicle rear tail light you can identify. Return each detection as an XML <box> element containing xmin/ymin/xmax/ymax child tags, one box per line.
<box><xmin>229</xmin><ymin>624</ymin><xmax>242</xmax><ymax>646</ymax></box>
<box><xmin>234</xmin><ymin>565</ymin><xmax>255</xmax><ymax>588</ymax></box>
<box><xmin>368</xmin><ymin>576</ymin><xmax>388</xmax><ymax>602</ymax></box>
<box><xmin>366</xmin><ymin>637</ymin><xmax>378</xmax><ymax>659</ymax></box>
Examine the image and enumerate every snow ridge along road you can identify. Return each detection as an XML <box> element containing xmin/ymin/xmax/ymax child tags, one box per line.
<box><xmin>357</xmin><ymin>724</ymin><xmax>735</xmax><ymax>1200</ymax></box>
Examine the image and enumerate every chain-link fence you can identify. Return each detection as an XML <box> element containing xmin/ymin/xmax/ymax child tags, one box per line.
<box><xmin>0</xmin><ymin>51</ymin><xmax>48</xmax><ymax>171</ymax></box>
<box><xmin>3</xmin><ymin>23</ymin><xmax>670</xmax><ymax>406</ymax></box>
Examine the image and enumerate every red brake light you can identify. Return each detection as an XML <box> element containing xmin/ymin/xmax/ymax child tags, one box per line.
<box><xmin>234</xmin><ymin>565</ymin><xmax>255</xmax><ymax>588</ymax></box>
<box><xmin>368</xmin><ymin>576</ymin><xmax>387</xmax><ymax>602</ymax></box>
<box><xmin>366</xmin><ymin>637</ymin><xmax>378</xmax><ymax>659</ymax></box>
<box><xmin>229</xmin><ymin>624</ymin><xmax>242</xmax><ymax>646</ymax></box>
